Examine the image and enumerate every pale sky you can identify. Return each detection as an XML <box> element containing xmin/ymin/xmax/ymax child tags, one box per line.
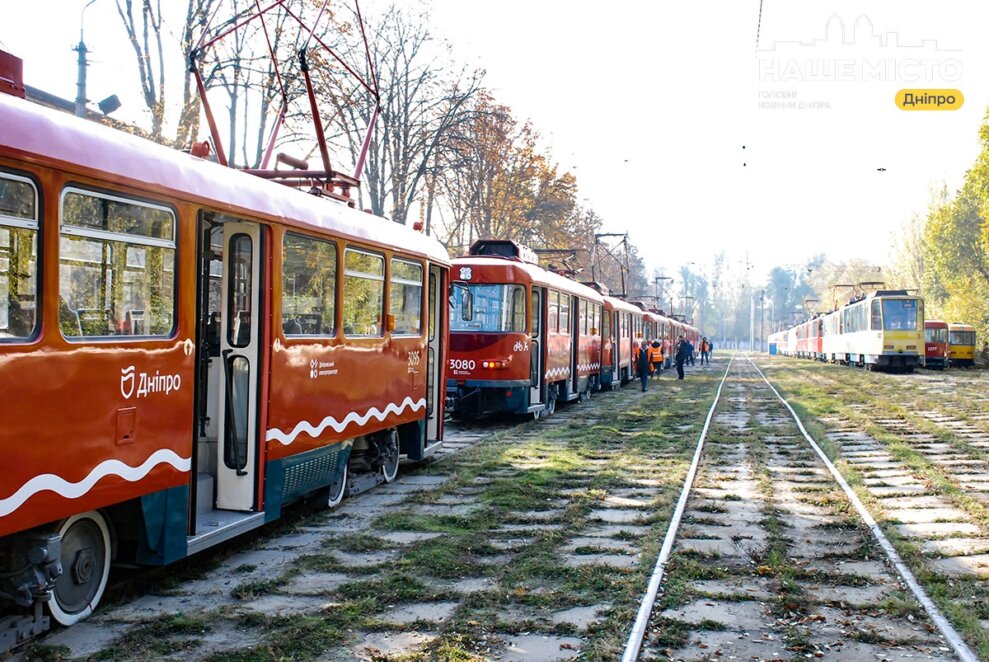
<box><xmin>2</xmin><ymin>0</ymin><xmax>987</xmax><ymax>285</ymax></box>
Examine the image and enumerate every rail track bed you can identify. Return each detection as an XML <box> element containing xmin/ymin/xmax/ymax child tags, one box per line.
<box><xmin>637</xmin><ymin>358</ymin><xmax>959</xmax><ymax>661</ymax></box>
<box><xmin>32</xmin><ymin>363</ymin><xmax>723</xmax><ymax>661</ymax></box>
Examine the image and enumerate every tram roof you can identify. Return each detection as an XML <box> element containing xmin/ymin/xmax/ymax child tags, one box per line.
<box><xmin>603</xmin><ymin>295</ymin><xmax>642</xmax><ymax>314</ymax></box>
<box><xmin>452</xmin><ymin>256</ymin><xmax>604</xmax><ymax>301</ymax></box>
<box><xmin>0</xmin><ymin>93</ymin><xmax>450</xmax><ymax>265</ymax></box>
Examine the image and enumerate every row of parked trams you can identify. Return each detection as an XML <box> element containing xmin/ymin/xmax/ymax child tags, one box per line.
<box><xmin>768</xmin><ymin>289</ymin><xmax>977</xmax><ymax>371</ymax></box>
<box><xmin>0</xmin><ymin>66</ymin><xmax>699</xmax><ymax>647</ymax></box>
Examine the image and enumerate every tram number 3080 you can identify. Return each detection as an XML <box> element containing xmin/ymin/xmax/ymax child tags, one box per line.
<box><xmin>449</xmin><ymin>359</ymin><xmax>476</xmax><ymax>371</ymax></box>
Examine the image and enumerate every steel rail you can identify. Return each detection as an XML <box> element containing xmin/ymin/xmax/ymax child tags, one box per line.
<box><xmin>747</xmin><ymin>354</ymin><xmax>978</xmax><ymax>662</ymax></box>
<box><xmin>621</xmin><ymin>354</ymin><xmax>736</xmax><ymax>662</ymax></box>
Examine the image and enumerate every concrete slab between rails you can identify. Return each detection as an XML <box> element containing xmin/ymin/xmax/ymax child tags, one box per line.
<box><xmin>377</xmin><ymin>601</ymin><xmax>459</xmax><ymax>625</ymax></box>
<box><xmin>930</xmin><ymin>553</ymin><xmax>989</xmax><ymax>577</ymax></box>
<box><xmin>884</xmin><ymin>507</ymin><xmax>971</xmax><ymax>524</ymax></box>
<box><xmin>352</xmin><ymin>631</ymin><xmax>438</xmax><ymax>661</ymax></box>
<box><xmin>804</xmin><ymin>559</ymin><xmax>889</xmax><ymax>578</ymax></box>
<box><xmin>660</xmin><ymin>599</ymin><xmax>770</xmax><ymax>631</ymax></box>
<box><xmin>893</xmin><ymin>521</ymin><xmax>982</xmax><ymax>538</ymax></box>
<box><xmin>688</xmin><ymin>578</ymin><xmax>774</xmax><ymax>600</ymax></box>
<box><xmin>496</xmin><ymin>634</ymin><xmax>584</xmax><ymax>662</ymax></box>
<box><xmin>867</xmin><ymin>485</ymin><xmax>929</xmax><ymax>497</ymax></box>
<box><xmin>877</xmin><ymin>495</ymin><xmax>956</xmax><ymax>509</ymax></box>
<box><xmin>921</xmin><ymin>537</ymin><xmax>989</xmax><ymax>557</ymax></box>
<box><xmin>806</xmin><ymin>583</ymin><xmax>896</xmax><ymax>607</ymax></box>
<box><xmin>666</xmin><ymin>630</ymin><xmax>789</xmax><ymax>661</ymax></box>
<box><xmin>549</xmin><ymin>603</ymin><xmax>610</xmax><ymax>630</ymax></box>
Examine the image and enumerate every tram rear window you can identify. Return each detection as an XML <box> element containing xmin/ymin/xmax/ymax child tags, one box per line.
<box><xmin>0</xmin><ymin>173</ymin><xmax>38</xmax><ymax>340</ymax></box>
<box><xmin>881</xmin><ymin>299</ymin><xmax>919</xmax><ymax>331</ymax></box>
<box><xmin>59</xmin><ymin>190</ymin><xmax>175</xmax><ymax>339</ymax></box>
<box><xmin>450</xmin><ymin>284</ymin><xmax>525</xmax><ymax>333</ymax></box>
<box><xmin>282</xmin><ymin>233</ymin><xmax>337</xmax><ymax>337</ymax></box>
<box><xmin>926</xmin><ymin>327</ymin><xmax>946</xmax><ymax>343</ymax></box>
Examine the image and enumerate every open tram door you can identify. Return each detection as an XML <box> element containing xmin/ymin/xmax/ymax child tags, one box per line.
<box><xmin>530</xmin><ymin>287</ymin><xmax>546</xmax><ymax>409</ymax></box>
<box><xmin>190</xmin><ymin>214</ymin><xmax>267</xmax><ymax>550</ymax></box>
<box><xmin>424</xmin><ymin>264</ymin><xmax>445</xmax><ymax>449</ymax></box>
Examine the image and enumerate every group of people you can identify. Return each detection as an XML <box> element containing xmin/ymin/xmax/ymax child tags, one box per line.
<box><xmin>635</xmin><ymin>336</ymin><xmax>714</xmax><ymax>390</ymax></box>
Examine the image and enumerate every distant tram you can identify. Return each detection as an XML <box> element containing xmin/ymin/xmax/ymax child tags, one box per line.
<box><xmin>0</xmin><ymin>61</ymin><xmax>448</xmax><ymax>640</ymax></box>
<box><xmin>924</xmin><ymin>320</ymin><xmax>949</xmax><ymax>369</ymax></box>
<box><xmin>948</xmin><ymin>323</ymin><xmax>977</xmax><ymax>367</ymax></box>
<box><xmin>770</xmin><ymin>289</ymin><xmax>924</xmax><ymax>372</ymax></box>
<box><xmin>446</xmin><ymin>240</ymin><xmax>603</xmax><ymax>419</ymax></box>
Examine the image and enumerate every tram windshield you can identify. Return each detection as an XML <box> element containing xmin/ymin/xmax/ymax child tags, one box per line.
<box><xmin>925</xmin><ymin>327</ymin><xmax>946</xmax><ymax>343</ymax></box>
<box><xmin>450</xmin><ymin>283</ymin><xmax>526</xmax><ymax>333</ymax></box>
<box><xmin>881</xmin><ymin>299</ymin><xmax>919</xmax><ymax>331</ymax></box>
<box><xmin>950</xmin><ymin>330</ymin><xmax>976</xmax><ymax>346</ymax></box>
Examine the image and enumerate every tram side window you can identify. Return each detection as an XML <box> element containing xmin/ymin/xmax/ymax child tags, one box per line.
<box><xmin>390</xmin><ymin>258</ymin><xmax>423</xmax><ymax>336</ymax></box>
<box><xmin>871</xmin><ymin>300</ymin><xmax>882</xmax><ymax>331</ymax></box>
<box><xmin>342</xmin><ymin>249</ymin><xmax>385</xmax><ymax>337</ymax></box>
<box><xmin>59</xmin><ymin>190</ymin><xmax>175</xmax><ymax>338</ymax></box>
<box><xmin>559</xmin><ymin>294</ymin><xmax>570</xmax><ymax>336</ymax></box>
<box><xmin>0</xmin><ymin>174</ymin><xmax>38</xmax><ymax>340</ymax></box>
<box><xmin>548</xmin><ymin>291</ymin><xmax>559</xmax><ymax>332</ymax></box>
<box><xmin>282</xmin><ymin>233</ymin><xmax>337</xmax><ymax>337</ymax></box>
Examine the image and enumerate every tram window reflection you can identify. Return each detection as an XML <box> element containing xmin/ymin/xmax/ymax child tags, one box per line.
<box><xmin>0</xmin><ymin>173</ymin><xmax>38</xmax><ymax>340</ymax></box>
<box><xmin>58</xmin><ymin>189</ymin><xmax>176</xmax><ymax>339</ymax></box>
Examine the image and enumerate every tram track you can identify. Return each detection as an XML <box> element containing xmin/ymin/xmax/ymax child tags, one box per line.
<box><xmin>626</xmin><ymin>355</ymin><xmax>970</xmax><ymax>661</ymax></box>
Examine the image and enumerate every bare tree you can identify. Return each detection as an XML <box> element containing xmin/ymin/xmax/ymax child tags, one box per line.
<box><xmin>320</xmin><ymin>4</ymin><xmax>484</xmax><ymax>223</ymax></box>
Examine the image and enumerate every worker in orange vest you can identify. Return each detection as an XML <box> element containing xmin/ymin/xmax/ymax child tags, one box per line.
<box><xmin>648</xmin><ymin>339</ymin><xmax>663</xmax><ymax>378</ymax></box>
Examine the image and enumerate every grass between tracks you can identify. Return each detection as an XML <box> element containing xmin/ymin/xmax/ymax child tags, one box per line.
<box><xmin>47</xmin><ymin>365</ymin><xmax>724</xmax><ymax>662</ymax></box>
<box><xmin>754</xmin><ymin>355</ymin><xmax>989</xmax><ymax>659</ymax></box>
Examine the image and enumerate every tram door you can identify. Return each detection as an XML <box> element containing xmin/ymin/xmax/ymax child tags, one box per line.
<box><xmin>215</xmin><ymin>220</ymin><xmax>263</xmax><ymax>511</ymax></box>
<box><xmin>530</xmin><ymin>288</ymin><xmax>545</xmax><ymax>406</ymax></box>
<box><xmin>425</xmin><ymin>265</ymin><xmax>444</xmax><ymax>445</ymax></box>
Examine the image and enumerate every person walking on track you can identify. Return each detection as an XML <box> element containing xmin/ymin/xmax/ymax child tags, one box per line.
<box><xmin>675</xmin><ymin>336</ymin><xmax>690</xmax><ymax>380</ymax></box>
<box><xmin>687</xmin><ymin>337</ymin><xmax>696</xmax><ymax>366</ymax></box>
<box><xmin>637</xmin><ymin>340</ymin><xmax>651</xmax><ymax>391</ymax></box>
<box><xmin>700</xmin><ymin>337</ymin><xmax>710</xmax><ymax>365</ymax></box>
<box><xmin>648</xmin><ymin>339</ymin><xmax>663</xmax><ymax>378</ymax></box>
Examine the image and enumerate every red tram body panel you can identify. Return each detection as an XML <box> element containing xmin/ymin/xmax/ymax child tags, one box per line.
<box><xmin>0</xmin><ymin>88</ymin><xmax>450</xmax><ymax>629</ymax></box>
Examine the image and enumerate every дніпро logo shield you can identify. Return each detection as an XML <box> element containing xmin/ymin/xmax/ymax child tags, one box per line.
<box><xmin>120</xmin><ymin>365</ymin><xmax>136</xmax><ymax>399</ymax></box>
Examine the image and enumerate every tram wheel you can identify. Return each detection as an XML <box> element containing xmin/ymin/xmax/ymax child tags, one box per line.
<box><xmin>327</xmin><ymin>463</ymin><xmax>349</xmax><ymax>507</ymax></box>
<box><xmin>379</xmin><ymin>430</ymin><xmax>400</xmax><ymax>483</ymax></box>
<box><xmin>48</xmin><ymin>511</ymin><xmax>111</xmax><ymax>626</ymax></box>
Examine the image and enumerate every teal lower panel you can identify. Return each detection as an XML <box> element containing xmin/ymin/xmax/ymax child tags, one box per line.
<box><xmin>138</xmin><ymin>485</ymin><xmax>189</xmax><ymax>565</ymax></box>
<box><xmin>264</xmin><ymin>443</ymin><xmax>352</xmax><ymax>523</ymax></box>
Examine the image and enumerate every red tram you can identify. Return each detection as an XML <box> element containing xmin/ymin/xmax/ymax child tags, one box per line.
<box><xmin>600</xmin><ymin>295</ymin><xmax>639</xmax><ymax>388</ymax></box>
<box><xmin>924</xmin><ymin>320</ymin><xmax>948</xmax><ymax>369</ymax></box>
<box><xmin>446</xmin><ymin>240</ymin><xmax>603</xmax><ymax>418</ymax></box>
<box><xmin>0</xmin><ymin>69</ymin><xmax>449</xmax><ymax>638</ymax></box>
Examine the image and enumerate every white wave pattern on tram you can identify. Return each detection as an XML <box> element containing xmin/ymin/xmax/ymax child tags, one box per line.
<box><xmin>0</xmin><ymin>449</ymin><xmax>191</xmax><ymax>517</ymax></box>
<box><xmin>267</xmin><ymin>397</ymin><xmax>428</xmax><ymax>446</ymax></box>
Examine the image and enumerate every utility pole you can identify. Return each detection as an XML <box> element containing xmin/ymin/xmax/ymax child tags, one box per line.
<box><xmin>760</xmin><ymin>290</ymin><xmax>765</xmax><ymax>353</ymax></box>
<box><xmin>749</xmin><ymin>294</ymin><xmax>755</xmax><ymax>351</ymax></box>
<box><xmin>75</xmin><ymin>0</ymin><xmax>99</xmax><ymax>117</ymax></box>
